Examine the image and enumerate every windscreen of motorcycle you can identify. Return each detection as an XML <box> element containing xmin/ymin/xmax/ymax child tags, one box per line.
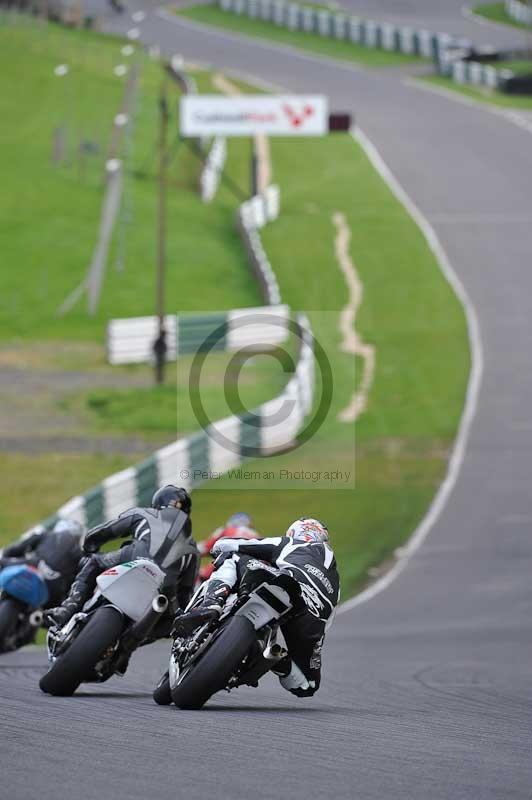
<box><xmin>96</xmin><ymin>559</ymin><xmax>165</xmax><ymax>621</ymax></box>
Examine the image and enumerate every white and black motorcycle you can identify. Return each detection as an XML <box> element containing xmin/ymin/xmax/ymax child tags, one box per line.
<box><xmin>40</xmin><ymin>558</ymin><xmax>168</xmax><ymax>696</ymax></box>
<box><xmin>154</xmin><ymin>563</ymin><xmax>300</xmax><ymax>710</ymax></box>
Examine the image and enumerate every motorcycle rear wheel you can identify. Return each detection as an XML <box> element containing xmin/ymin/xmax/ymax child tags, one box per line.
<box><xmin>0</xmin><ymin>598</ymin><xmax>20</xmax><ymax>647</ymax></box>
<box><xmin>171</xmin><ymin>615</ymin><xmax>256</xmax><ymax>710</ymax></box>
<box><xmin>153</xmin><ymin>670</ymin><xmax>172</xmax><ymax>705</ymax></box>
<box><xmin>39</xmin><ymin>606</ymin><xmax>123</xmax><ymax>697</ymax></box>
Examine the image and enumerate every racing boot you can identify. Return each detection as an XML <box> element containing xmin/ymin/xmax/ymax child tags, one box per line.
<box><xmin>43</xmin><ymin>581</ymin><xmax>87</xmax><ymax>629</ymax></box>
<box><xmin>172</xmin><ymin>580</ymin><xmax>231</xmax><ymax>637</ymax></box>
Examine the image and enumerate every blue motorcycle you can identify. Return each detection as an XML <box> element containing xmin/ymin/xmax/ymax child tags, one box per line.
<box><xmin>0</xmin><ymin>564</ymin><xmax>49</xmax><ymax>652</ymax></box>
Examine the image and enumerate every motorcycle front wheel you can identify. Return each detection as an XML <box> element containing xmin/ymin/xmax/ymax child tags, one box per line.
<box><xmin>171</xmin><ymin>615</ymin><xmax>256</xmax><ymax>710</ymax></box>
<box><xmin>39</xmin><ymin>606</ymin><xmax>123</xmax><ymax>697</ymax></box>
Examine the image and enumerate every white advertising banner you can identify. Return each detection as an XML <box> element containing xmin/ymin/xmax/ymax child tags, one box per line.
<box><xmin>180</xmin><ymin>95</ymin><xmax>328</xmax><ymax>137</ymax></box>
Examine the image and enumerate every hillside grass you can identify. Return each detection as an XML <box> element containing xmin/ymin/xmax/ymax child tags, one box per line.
<box><xmin>0</xmin><ymin>17</ymin><xmax>262</xmax><ymax>344</ymax></box>
<box><xmin>420</xmin><ymin>74</ymin><xmax>532</xmax><ymax>109</ymax></box>
<box><xmin>472</xmin><ymin>2</ymin><xmax>532</xmax><ymax>29</ymax></box>
<box><xmin>0</xmin><ymin>19</ymin><xmax>470</xmax><ymax>600</ymax></box>
<box><xmin>175</xmin><ymin>2</ymin><xmax>427</xmax><ymax>68</ymax></box>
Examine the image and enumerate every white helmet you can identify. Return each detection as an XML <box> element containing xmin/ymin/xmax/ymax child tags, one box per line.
<box><xmin>286</xmin><ymin>518</ymin><xmax>329</xmax><ymax>544</ymax></box>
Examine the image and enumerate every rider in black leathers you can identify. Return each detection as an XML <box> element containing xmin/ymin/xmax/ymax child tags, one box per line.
<box><xmin>1</xmin><ymin>519</ymin><xmax>84</xmax><ymax>607</ymax></box>
<box><xmin>44</xmin><ymin>486</ymin><xmax>200</xmax><ymax>638</ymax></box>
<box><xmin>173</xmin><ymin>517</ymin><xmax>340</xmax><ymax>698</ymax></box>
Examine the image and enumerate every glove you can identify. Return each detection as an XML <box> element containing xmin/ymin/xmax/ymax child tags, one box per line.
<box><xmin>83</xmin><ymin>532</ymin><xmax>102</xmax><ymax>555</ymax></box>
<box><xmin>210</xmin><ymin>539</ymin><xmax>239</xmax><ymax>557</ymax></box>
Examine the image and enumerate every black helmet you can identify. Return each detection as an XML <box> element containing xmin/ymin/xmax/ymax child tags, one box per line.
<box><xmin>151</xmin><ymin>485</ymin><xmax>191</xmax><ymax>514</ymax></box>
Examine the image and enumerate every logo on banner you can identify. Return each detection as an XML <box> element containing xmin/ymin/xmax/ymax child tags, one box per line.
<box><xmin>282</xmin><ymin>103</ymin><xmax>315</xmax><ymax>128</ymax></box>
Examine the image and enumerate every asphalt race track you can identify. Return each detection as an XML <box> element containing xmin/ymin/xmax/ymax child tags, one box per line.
<box><xmin>4</xmin><ymin>4</ymin><xmax>532</xmax><ymax>798</ymax></box>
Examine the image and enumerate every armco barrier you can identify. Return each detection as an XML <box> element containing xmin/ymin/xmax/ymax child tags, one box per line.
<box><xmin>217</xmin><ymin>0</ymin><xmax>469</xmax><ymax>65</ymax></box>
<box><xmin>215</xmin><ymin>0</ymin><xmax>526</xmax><ymax>93</ymax></box>
<box><xmin>505</xmin><ymin>0</ymin><xmax>532</xmax><ymax>25</ymax></box>
<box><xmin>106</xmin><ymin>304</ymin><xmax>290</xmax><ymax>365</ymax></box>
<box><xmin>237</xmin><ymin>185</ymin><xmax>282</xmax><ymax>306</ymax></box>
<box><xmin>36</xmin><ymin>312</ymin><xmax>314</xmax><ymax>532</ymax></box>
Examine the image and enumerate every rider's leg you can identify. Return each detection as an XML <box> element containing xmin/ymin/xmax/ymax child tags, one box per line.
<box><xmin>172</xmin><ymin>555</ymin><xmax>238</xmax><ymax>635</ymax></box>
<box><xmin>275</xmin><ymin>612</ymin><xmax>325</xmax><ymax>697</ymax></box>
<box><xmin>44</xmin><ymin>543</ymin><xmax>141</xmax><ymax>628</ymax></box>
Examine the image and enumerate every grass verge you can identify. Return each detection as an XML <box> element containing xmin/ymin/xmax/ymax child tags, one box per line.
<box><xmin>175</xmin><ymin>3</ymin><xmax>426</xmax><ymax>68</ymax></box>
<box><xmin>420</xmin><ymin>74</ymin><xmax>532</xmax><ymax>109</ymax></box>
<box><xmin>192</xmin><ymin>128</ymin><xmax>469</xmax><ymax>596</ymax></box>
<box><xmin>0</xmin><ymin>453</ymin><xmax>131</xmax><ymax>541</ymax></box>
<box><xmin>471</xmin><ymin>2</ymin><xmax>532</xmax><ymax>30</ymax></box>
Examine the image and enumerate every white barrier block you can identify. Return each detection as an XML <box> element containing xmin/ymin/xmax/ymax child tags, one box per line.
<box><xmin>57</xmin><ymin>496</ymin><xmax>86</xmax><ymax>527</ymax></box>
<box><xmin>227</xmin><ymin>304</ymin><xmax>289</xmax><ymax>350</ymax></box>
<box><xmin>107</xmin><ymin>315</ymin><xmax>176</xmax><ymax>365</ymax></box>
<box><xmin>470</xmin><ymin>61</ymin><xmax>483</xmax><ymax>85</ymax></box>
<box><xmin>332</xmin><ymin>13</ymin><xmax>346</xmax><ymax>39</ymax></box>
<box><xmin>399</xmin><ymin>26</ymin><xmax>414</xmax><ymax>54</ymax></box>
<box><xmin>365</xmin><ymin>19</ymin><xmax>378</xmax><ymax>47</ymax></box>
<box><xmin>208</xmin><ymin>415</ymin><xmax>242</xmax><ymax>475</ymax></box>
<box><xmin>301</xmin><ymin>6</ymin><xmax>314</xmax><ymax>31</ymax></box>
<box><xmin>317</xmin><ymin>10</ymin><xmax>330</xmax><ymax>36</ymax></box>
<box><xmin>484</xmin><ymin>65</ymin><xmax>498</xmax><ymax>88</ymax></box>
<box><xmin>251</xmin><ymin>194</ymin><xmax>267</xmax><ymax>228</ymax></box>
<box><xmin>418</xmin><ymin>29</ymin><xmax>433</xmax><ymax>57</ymax></box>
<box><xmin>382</xmin><ymin>23</ymin><xmax>396</xmax><ymax>51</ymax></box>
<box><xmin>259</xmin><ymin>0</ymin><xmax>272</xmax><ymax>20</ymax></box>
<box><xmin>156</xmin><ymin>439</ymin><xmax>191</xmax><ymax>489</ymax></box>
<box><xmin>103</xmin><ymin>468</ymin><xmax>137</xmax><ymax>520</ymax></box>
<box><xmin>286</xmin><ymin>3</ymin><xmax>299</xmax><ymax>30</ymax></box>
<box><xmin>348</xmin><ymin>17</ymin><xmax>361</xmax><ymax>42</ymax></box>
<box><xmin>452</xmin><ymin>60</ymin><xmax>466</xmax><ymax>83</ymax></box>
<box><xmin>272</xmin><ymin>0</ymin><xmax>285</xmax><ymax>25</ymax></box>
<box><xmin>264</xmin><ymin>184</ymin><xmax>280</xmax><ymax>221</ymax></box>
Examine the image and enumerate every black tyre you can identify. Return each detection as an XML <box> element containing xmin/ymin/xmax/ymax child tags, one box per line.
<box><xmin>39</xmin><ymin>606</ymin><xmax>123</xmax><ymax>697</ymax></box>
<box><xmin>153</xmin><ymin>671</ymin><xmax>171</xmax><ymax>705</ymax></box>
<box><xmin>171</xmin><ymin>616</ymin><xmax>256</xmax><ymax>710</ymax></box>
<box><xmin>0</xmin><ymin>598</ymin><xmax>20</xmax><ymax>646</ymax></box>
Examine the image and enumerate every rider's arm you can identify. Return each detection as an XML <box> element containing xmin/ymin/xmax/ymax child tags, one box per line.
<box><xmin>232</xmin><ymin>536</ymin><xmax>284</xmax><ymax>562</ymax></box>
<box><xmin>2</xmin><ymin>530</ymin><xmax>43</xmax><ymax>559</ymax></box>
<box><xmin>83</xmin><ymin>512</ymin><xmax>142</xmax><ymax>553</ymax></box>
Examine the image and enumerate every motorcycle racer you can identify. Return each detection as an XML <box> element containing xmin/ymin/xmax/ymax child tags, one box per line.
<box><xmin>44</xmin><ymin>486</ymin><xmax>199</xmax><ymax>641</ymax></box>
<box><xmin>1</xmin><ymin>518</ymin><xmax>84</xmax><ymax>607</ymax></box>
<box><xmin>173</xmin><ymin>518</ymin><xmax>340</xmax><ymax>698</ymax></box>
<box><xmin>198</xmin><ymin>513</ymin><xmax>259</xmax><ymax>581</ymax></box>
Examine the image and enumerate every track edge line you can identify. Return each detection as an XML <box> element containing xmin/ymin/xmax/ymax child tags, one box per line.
<box><xmin>337</xmin><ymin>126</ymin><xmax>484</xmax><ymax>614</ymax></box>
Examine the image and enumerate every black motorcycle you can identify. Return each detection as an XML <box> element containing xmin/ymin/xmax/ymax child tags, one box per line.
<box><xmin>155</xmin><ymin>562</ymin><xmax>300</xmax><ymax>710</ymax></box>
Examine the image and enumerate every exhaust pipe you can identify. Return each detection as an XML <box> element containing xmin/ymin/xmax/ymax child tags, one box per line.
<box><xmin>127</xmin><ymin>594</ymin><xmax>169</xmax><ymax>644</ymax></box>
<box><xmin>263</xmin><ymin>643</ymin><xmax>287</xmax><ymax>663</ymax></box>
<box><xmin>29</xmin><ymin>610</ymin><xmax>44</xmax><ymax>628</ymax></box>
<box><xmin>152</xmin><ymin>595</ymin><xmax>169</xmax><ymax>614</ymax></box>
